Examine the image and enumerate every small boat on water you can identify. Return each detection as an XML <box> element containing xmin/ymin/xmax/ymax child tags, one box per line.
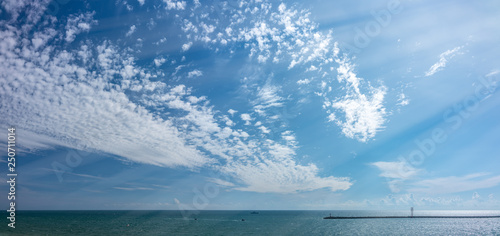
<box><xmin>250</xmin><ymin>211</ymin><xmax>259</xmax><ymax>214</ymax></box>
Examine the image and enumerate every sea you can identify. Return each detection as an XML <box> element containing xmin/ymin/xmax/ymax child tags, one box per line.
<box><xmin>2</xmin><ymin>210</ymin><xmax>500</xmax><ymax>235</ymax></box>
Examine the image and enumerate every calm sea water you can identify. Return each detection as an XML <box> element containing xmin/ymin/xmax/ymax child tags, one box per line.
<box><xmin>2</xmin><ymin>210</ymin><xmax>500</xmax><ymax>235</ymax></box>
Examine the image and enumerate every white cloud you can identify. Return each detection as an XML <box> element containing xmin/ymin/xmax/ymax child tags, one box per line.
<box><xmin>228</xmin><ymin>109</ymin><xmax>237</xmax><ymax>116</ymax></box>
<box><xmin>240</xmin><ymin>113</ymin><xmax>252</xmax><ymax>125</ymax></box>
<box><xmin>281</xmin><ymin>131</ymin><xmax>296</xmax><ymax>143</ymax></box>
<box><xmin>146</xmin><ymin>85</ymin><xmax>353</xmax><ymax>194</ymax></box>
<box><xmin>182</xmin><ymin>19</ymin><xmax>197</xmax><ymax>33</ymax></box>
<box><xmin>256</xmin><ymin>83</ymin><xmax>282</xmax><ymax>107</ymax></box>
<box><xmin>4</xmin><ymin>129</ymin><xmax>68</xmax><ymax>154</ymax></box>
<box><xmin>0</xmin><ymin>16</ymin><xmax>210</xmax><ymax>168</ymax></box>
<box><xmin>44</xmin><ymin>168</ymin><xmax>104</xmax><ymax>180</ymax></box>
<box><xmin>207</xmin><ymin>178</ymin><xmax>235</xmax><ymax>187</ymax></box>
<box><xmin>182</xmin><ymin>42</ymin><xmax>192</xmax><ymax>51</ymax></box>
<box><xmin>187</xmin><ymin>69</ymin><xmax>202</xmax><ymax>78</ymax></box>
<box><xmin>409</xmin><ymin>173</ymin><xmax>500</xmax><ymax>194</ymax></box>
<box><xmin>193</xmin><ymin>0</ymin><xmax>200</xmax><ymax>8</ymax></box>
<box><xmin>253</xmin><ymin>82</ymin><xmax>283</xmax><ymax>115</ymax></box>
<box><xmin>486</xmin><ymin>69</ymin><xmax>499</xmax><ymax>77</ymax></box>
<box><xmin>297</xmin><ymin>78</ymin><xmax>311</xmax><ymax>85</ymax></box>
<box><xmin>166</xmin><ymin>1</ymin><xmax>392</xmax><ymax>144</ymax></box>
<box><xmin>125</xmin><ymin>25</ymin><xmax>136</xmax><ymax>37</ymax></box>
<box><xmin>325</xmin><ymin>57</ymin><xmax>387</xmax><ymax>142</ymax></box>
<box><xmin>154</xmin><ymin>57</ymin><xmax>166</xmax><ymax>67</ymax></box>
<box><xmin>65</xmin><ymin>12</ymin><xmax>97</xmax><ymax>43</ymax></box>
<box><xmin>0</xmin><ymin>0</ymin><xmax>355</xmax><ymax>195</ymax></box>
<box><xmin>163</xmin><ymin>0</ymin><xmax>186</xmax><ymax>10</ymax></box>
<box><xmin>258</xmin><ymin>126</ymin><xmax>270</xmax><ymax>134</ymax></box>
<box><xmin>257</xmin><ymin>54</ymin><xmax>268</xmax><ymax>63</ymax></box>
<box><xmin>177</xmin><ymin>0</ymin><xmax>335</xmax><ymax>72</ymax></box>
<box><xmin>329</xmin><ymin>89</ymin><xmax>386</xmax><ymax>142</ymax></box>
<box><xmin>200</xmin><ymin>22</ymin><xmax>215</xmax><ymax>34</ymax></box>
<box><xmin>277</xmin><ymin>3</ymin><xmax>297</xmax><ymax>35</ymax></box>
<box><xmin>1</xmin><ymin>0</ymin><xmax>38</xmax><ymax>21</ymax></box>
<box><xmin>137</xmin><ymin>0</ymin><xmax>145</xmax><ymax>6</ymax></box>
<box><xmin>425</xmin><ymin>46</ymin><xmax>463</xmax><ymax>77</ymax></box>
<box><xmin>154</xmin><ymin>37</ymin><xmax>167</xmax><ymax>45</ymax></box>
<box><xmin>397</xmin><ymin>93</ymin><xmax>409</xmax><ymax>106</ymax></box>
<box><xmin>1</xmin><ymin>0</ymin><xmax>22</xmax><ymax>13</ymax></box>
<box><xmin>224</xmin><ymin>160</ymin><xmax>352</xmax><ymax>194</ymax></box>
<box><xmin>371</xmin><ymin>161</ymin><xmax>421</xmax><ymax>180</ymax></box>
<box><xmin>307</xmin><ymin>65</ymin><xmax>318</xmax><ymax>71</ymax></box>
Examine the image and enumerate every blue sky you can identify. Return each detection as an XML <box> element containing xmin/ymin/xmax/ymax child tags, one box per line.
<box><xmin>0</xmin><ymin>0</ymin><xmax>499</xmax><ymax>210</ymax></box>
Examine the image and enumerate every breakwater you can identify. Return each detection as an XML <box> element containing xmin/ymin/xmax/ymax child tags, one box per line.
<box><xmin>324</xmin><ymin>215</ymin><xmax>500</xmax><ymax>219</ymax></box>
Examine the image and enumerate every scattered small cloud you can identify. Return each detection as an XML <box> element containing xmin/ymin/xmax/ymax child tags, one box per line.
<box><xmin>228</xmin><ymin>109</ymin><xmax>237</xmax><ymax>116</ymax></box>
<box><xmin>187</xmin><ymin>69</ymin><xmax>203</xmax><ymax>78</ymax></box>
<box><xmin>253</xmin><ymin>82</ymin><xmax>283</xmax><ymax>115</ymax></box>
<box><xmin>297</xmin><ymin>78</ymin><xmax>311</xmax><ymax>85</ymax></box>
<box><xmin>163</xmin><ymin>0</ymin><xmax>186</xmax><ymax>10</ymax></box>
<box><xmin>258</xmin><ymin>125</ymin><xmax>270</xmax><ymax>134</ymax></box>
<box><xmin>154</xmin><ymin>57</ymin><xmax>166</xmax><ymax>67</ymax></box>
<box><xmin>425</xmin><ymin>46</ymin><xmax>463</xmax><ymax>77</ymax></box>
<box><xmin>65</xmin><ymin>12</ymin><xmax>97</xmax><ymax>43</ymax></box>
<box><xmin>125</xmin><ymin>25</ymin><xmax>137</xmax><ymax>37</ymax></box>
<box><xmin>240</xmin><ymin>113</ymin><xmax>252</xmax><ymax>125</ymax></box>
<box><xmin>397</xmin><ymin>93</ymin><xmax>409</xmax><ymax>106</ymax></box>
<box><xmin>182</xmin><ymin>42</ymin><xmax>192</xmax><ymax>51</ymax></box>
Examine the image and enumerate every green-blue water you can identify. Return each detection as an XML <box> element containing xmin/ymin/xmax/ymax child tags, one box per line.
<box><xmin>2</xmin><ymin>210</ymin><xmax>500</xmax><ymax>235</ymax></box>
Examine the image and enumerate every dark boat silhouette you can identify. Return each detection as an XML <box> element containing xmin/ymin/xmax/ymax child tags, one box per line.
<box><xmin>250</xmin><ymin>211</ymin><xmax>259</xmax><ymax>214</ymax></box>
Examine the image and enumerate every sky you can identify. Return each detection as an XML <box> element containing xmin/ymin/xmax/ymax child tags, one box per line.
<box><xmin>0</xmin><ymin>0</ymin><xmax>499</xmax><ymax>211</ymax></box>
